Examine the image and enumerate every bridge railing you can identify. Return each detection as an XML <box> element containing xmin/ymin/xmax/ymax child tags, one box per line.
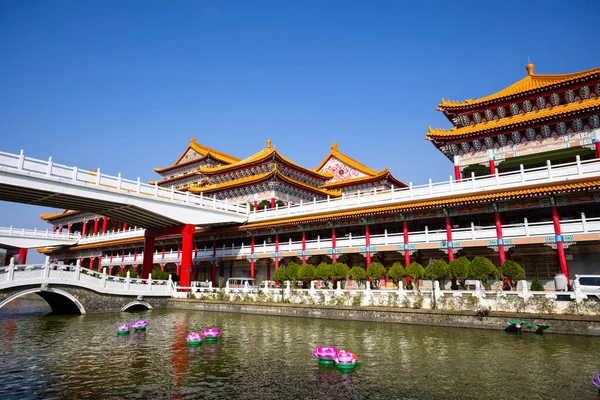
<box><xmin>0</xmin><ymin>150</ymin><xmax>249</xmax><ymax>215</ymax></box>
<box><xmin>248</xmin><ymin>157</ymin><xmax>600</xmax><ymax>221</ymax></box>
<box><xmin>0</xmin><ymin>257</ymin><xmax>173</xmax><ymax>296</ymax></box>
<box><xmin>0</xmin><ymin>226</ymin><xmax>80</xmax><ymax>241</ymax></box>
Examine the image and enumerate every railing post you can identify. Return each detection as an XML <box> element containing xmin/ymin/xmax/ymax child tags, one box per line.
<box><xmin>117</xmin><ymin>173</ymin><xmax>122</xmax><ymax>190</ymax></box>
<box><xmin>186</xmin><ymin>191</ymin><xmax>190</xmax><ymax>203</ymax></box>
<box><xmin>171</xmin><ymin>185</ymin><xmax>175</xmax><ymax>201</ymax></box>
<box><xmin>495</xmin><ymin>170</ymin><xmax>500</xmax><ymax>186</ymax></box>
<box><xmin>576</xmin><ymin>155</ymin><xmax>582</xmax><ymax>176</ymax></box>
<box><xmin>136</xmin><ymin>177</ymin><xmax>141</xmax><ymax>193</ymax></box>
<box><xmin>524</xmin><ymin>218</ymin><xmax>529</xmax><ymax>237</ymax></box>
<box><xmin>101</xmin><ymin>267</ymin><xmax>107</xmax><ymax>288</ymax></box>
<box><xmin>126</xmin><ymin>271</ymin><xmax>131</xmax><ymax>291</ymax></box>
<box><xmin>520</xmin><ymin>164</ymin><xmax>525</xmax><ymax>182</ymax></box>
<box><xmin>547</xmin><ymin>160</ymin><xmax>552</xmax><ymax>179</ymax></box>
<box><xmin>471</xmin><ymin>222</ymin><xmax>476</xmax><ymax>239</ymax></box>
<box><xmin>95</xmin><ymin>168</ymin><xmax>101</xmax><ymax>185</ymax></box>
<box><xmin>313</xmin><ymin>197</ymin><xmax>316</xmax><ymax>205</ymax></box>
<box><xmin>581</xmin><ymin>212</ymin><xmax>588</xmax><ymax>232</ymax></box>
<box><xmin>449</xmin><ymin>175</ymin><xmax>454</xmax><ymax>192</ymax></box>
<box><xmin>147</xmin><ymin>272</ymin><xmax>152</xmax><ymax>291</ymax></box>
<box><xmin>409</xmin><ymin>182</ymin><xmax>413</xmax><ymax>198</ymax></box>
<box><xmin>46</xmin><ymin>157</ymin><xmax>53</xmax><ymax>176</ymax></box>
<box><xmin>428</xmin><ymin>179</ymin><xmax>433</xmax><ymax>195</ymax></box>
<box><xmin>348</xmin><ymin>232</ymin><xmax>352</xmax><ymax>246</ymax></box>
<box><xmin>154</xmin><ymin>182</ymin><xmax>158</xmax><ymax>197</ymax></box>
<box><xmin>72</xmin><ymin>166</ymin><xmax>78</xmax><ymax>181</ymax></box>
<box><xmin>17</xmin><ymin>150</ymin><xmax>25</xmax><ymax>170</ymax></box>
<box><xmin>43</xmin><ymin>256</ymin><xmax>51</xmax><ymax>278</ymax></box>
<box><xmin>213</xmin><ymin>196</ymin><xmax>217</xmax><ymax>208</ymax></box>
<box><xmin>425</xmin><ymin>226</ymin><xmax>429</xmax><ymax>243</ymax></box>
<box><xmin>8</xmin><ymin>257</ymin><xmax>15</xmax><ymax>281</ymax></box>
<box><xmin>75</xmin><ymin>259</ymin><xmax>81</xmax><ymax>281</ymax></box>
<box><xmin>384</xmin><ymin>228</ymin><xmax>388</xmax><ymax>245</ymax></box>
<box><xmin>9</xmin><ymin>225</ymin><xmax>12</xmax><ymax>234</ymax></box>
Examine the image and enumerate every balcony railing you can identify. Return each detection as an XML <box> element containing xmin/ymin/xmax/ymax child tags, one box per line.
<box><xmin>0</xmin><ymin>226</ymin><xmax>80</xmax><ymax>241</ymax></box>
<box><xmin>248</xmin><ymin>157</ymin><xmax>600</xmax><ymax>221</ymax></box>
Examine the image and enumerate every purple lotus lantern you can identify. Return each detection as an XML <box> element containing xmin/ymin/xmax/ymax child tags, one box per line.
<box><xmin>186</xmin><ymin>332</ymin><xmax>203</xmax><ymax>346</ymax></box>
<box><xmin>313</xmin><ymin>346</ymin><xmax>338</xmax><ymax>365</ymax></box>
<box><xmin>202</xmin><ymin>328</ymin><xmax>222</xmax><ymax>343</ymax></box>
<box><xmin>116</xmin><ymin>323</ymin><xmax>131</xmax><ymax>335</ymax></box>
<box><xmin>132</xmin><ymin>320</ymin><xmax>149</xmax><ymax>331</ymax></box>
<box><xmin>592</xmin><ymin>373</ymin><xmax>600</xmax><ymax>394</ymax></box>
<box><xmin>334</xmin><ymin>350</ymin><xmax>359</xmax><ymax>370</ymax></box>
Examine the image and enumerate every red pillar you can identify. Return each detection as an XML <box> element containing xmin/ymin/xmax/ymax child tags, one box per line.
<box><xmin>142</xmin><ymin>234</ymin><xmax>156</xmax><ymax>279</ymax></box>
<box><xmin>365</xmin><ymin>224</ymin><xmax>371</xmax><ymax>266</ymax></box>
<box><xmin>180</xmin><ymin>224</ymin><xmax>195</xmax><ymax>287</ymax></box>
<box><xmin>58</xmin><ymin>226</ymin><xmax>63</xmax><ymax>233</ymax></box>
<box><xmin>494</xmin><ymin>211</ymin><xmax>506</xmax><ymax>265</ymax></box>
<box><xmin>122</xmin><ymin>223</ymin><xmax>128</xmax><ymax>231</ymax></box>
<box><xmin>102</xmin><ymin>216</ymin><xmax>107</xmax><ymax>234</ymax></box>
<box><xmin>18</xmin><ymin>248</ymin><xmax>28</xmax><ymax>264</ymax></box>
<box><xmin>271</xmin><ymin>197</ymin><xmax>275</xmax><ymax>208</ymax></box>
<box><xmin>211</xmin><ymin>240</ymin><xmax>217</xmax><ymax>284</ymax></box>
<box><xmin>403</xmin><ymin>221</ymin><xmax>410</xmax><ymax>266</ymax></box>
<box><xmin>93</xmin><ymin>218</ymin><xmax>99</xmax><ymax>235</ymax></box>
<box><xmin>254</xmin><ymin>200</ymin><xmax>258</xmax><ymax>212</ymax></box>
<box><xmin>454</xmin><ymin>165</ymin><xmax>461</xmax><ymax>181</ymax></box>
<box><xmin>67</xmin><ymin>224</ymin><xmax>72</xmax><ymax>233</ymax></box>
<box><xmin>275</xmin><ymin>233</ymin><xmax>280</xmax><ymax>269</ymax></box>
<box><xmin>301</xmin><ymin>231</ymin><xmax>306</xmax><ymax>264</ymax></box>
<box><xmin>98</xmin><ymin>255</ymin><xmax>103</xmax><ymax>271</ymax></box>
<box><xmin>89</xmin><ymin>257</ymin><xmax>94</xmax><ymax>270</ymax></box>
<box><xmin>445</xmin><ymin>216</ymin><xmax>454</xmax><ymax>262</ymax></box>
<box><xmin>552</xmin><ymin>206</ymin><xmax>570</xmax><ymax>281</ymax></box>
<box><xmin>596</xmin><ymin>144</ymin><xmax>600</xmax><ymax>159</ymax></box>
<box><xmin>267</xmin><ymin>259</ymin><xmax>271</xmax><ymax>280</ymax></box>
<box><xmin>489</xmin><ymin>159</ymin><xmax>496</xmax><ymax>175</ymax></box>
<box><xmin>332</xmin><ymin>228</ymin><xmax>337</xmax><ymax>262</ymax></box>
<box><xmin>250</xmin><ymin>236</ymin><xmax>255</xmax><ymax>278</ymax></box>
<box><xmin>82</xmin><ymin>220</ymin><xmax>88</xmax><ymax>236</ymax></box>
<box><xmin>113</xmin><ymin>221</ymin><xmax>118</xmax><ymax>232</ymax></box>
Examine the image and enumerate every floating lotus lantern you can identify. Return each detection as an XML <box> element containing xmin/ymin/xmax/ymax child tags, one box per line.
<box><xmin>535</xmin><ymin>321</ymin><xmax>552</xmax><ymax>334</ymax></box>
<box><xmin>116</xmin><ymin>323</ymin><xmax>131</xmax><ymax>335</ymax></box>
<box><xmin>186</xmin><ymin>332</ymin><xmax>203</xmax><ymax>347</ymax></box>
<box><xmin>592</xmin><ymin>373</ymin><xmax>600</xmax><ymax>394</ymax></box>
<box><xmin>202</xmin><ymin>328</ymin><xmax>222</xmax><ymax>343</ymax></box>
<box><xmin>313</xmin><ymin>346</ymin><xmax>337</xmax><ymax>365</ymax></box>
<box><xmin>334</xmin><ymin>350</ymin><xmax>360</xmax><ymax>370</ymax></box>
<box><xmin>132</xmin><ymin>320</ymin><xmax>149</xmax><ymax>331</ymax></box>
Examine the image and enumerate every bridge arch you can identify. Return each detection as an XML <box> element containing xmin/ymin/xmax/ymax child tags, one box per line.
<box><xmin>0</xmin><ymin>288</ymin><xmax>86</xmax><ymax>315</ymax></box>
<box><xmin>120</xmin><ymin>300</ymin><xmax>153</xmax><ymax>312</ymax></box>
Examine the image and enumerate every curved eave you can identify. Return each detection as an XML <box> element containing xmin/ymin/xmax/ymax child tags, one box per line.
<box><xmin>149</xmin><ymin>171</ymin><xmax>203</xmax><ymax>186</ymax></box>
<box><xmin>40</xmin><ymin>210</ymin><xmax>81</xmax><ymax>221</ymax></box>
<box><xmin>426</xmin><ymin>97</ymin><xmax>600</xmax><ymax>141</ymax></box>
<box><xmin>315</xmin><ymin>149</ymin><xmax>379</xmax><ymax>176</ymax></box>
<box><xmin>154</xmin><ymin>152</ymin><xmax>234</xmax><ymax>174</ymax></box>
<box><xmin>233</xmin><ymin>178</ymin><xmax>600</xmax><ymax>231</ymax></box>
<box><xmin>322</xmin><ymin>169</ymin><xmax>408</xmax><ymax>189</ymax></box>
<box><xmin>438</xmin><ymin>67</ymin><xmax>600</xmax><ymax>111</ymax></box>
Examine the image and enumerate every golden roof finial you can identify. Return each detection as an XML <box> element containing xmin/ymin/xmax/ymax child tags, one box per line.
<box><xmin>526</xmin><ymin>55</ymin><xmax>534</xmax><ymax>76</ymax></box>
<box><xmin>191</xmin><ymin>137</ymin><xmax>197</xmax><ymax>143</ymax></box>
<box><xmin>331</xmin><ymin>142</ymin><xmax>339</xmax><ymax>151</ymax></box>
<box><xmin>266</xmin><ymin>139</ymin><xmax>271</xmax><ymax>148</ymax></box>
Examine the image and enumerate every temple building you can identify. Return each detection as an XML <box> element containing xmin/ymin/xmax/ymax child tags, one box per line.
<box><xmin>35</xmin><ymin>64</ymin><xmax>600</xmax><ymax>289</ymax></box>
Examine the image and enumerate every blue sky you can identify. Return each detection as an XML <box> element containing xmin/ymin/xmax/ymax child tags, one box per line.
<box><xmin>1</xmin><ymin>0</ymin><xmax>599</xmax><ymax>261</ymax></box>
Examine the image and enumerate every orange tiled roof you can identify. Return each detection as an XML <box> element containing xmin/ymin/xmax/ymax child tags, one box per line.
<box><xmin>426</xmin><ymin>96</ymin><xmax>600</xmax><ymax>140</ymax></box>
<box><xmin>322</xmin><ymin>168</ymin><xmax>408</xmax><ymax>189</ymax></box>
<box><xmin>189</xmin><ymin>165</ymin><xmax>341</xmax><ymax>197</ymax></box>
<box><xmin>315</xmin><ymin>143</ymin><xmax>379</xmax><ymax>176</ymax></box>
<box><xmin>40</xmin><ymin>210</ymin><xmax>81</xmax><ymax>221</ymax></box>
<box><xmin>438</xmin><ymin>64</ymin><xmax>600</xmax><ymax>110</ymax></box>
<box><xmin>154</xmin><ymin>138</ymin><xmax>240</xmax><ymax>173</ymax></box>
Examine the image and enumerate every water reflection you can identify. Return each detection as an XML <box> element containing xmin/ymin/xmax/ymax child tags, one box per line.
<box><xmin>1</xmin><ymin>299</ymin><xmax>599</xmax><ymax>399</ymax></box>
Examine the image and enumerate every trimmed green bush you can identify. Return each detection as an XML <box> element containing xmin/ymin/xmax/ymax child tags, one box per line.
<box><xmin>297</xmin><ymin>263</ymin><xmax>316</xmax><ymax>282</ymax></box>
<box><xmin>531</xmin><ymin>278</ymin><xmax>544</xmax><ymax>291</ymax></box>
<box><xmin>348</xmin><ymin>266</ymin><xmax>367</xmax><ymax>283</ymax></box>
<box><xmin>284</xmin><ymin>262</ymin><xmax>301</xmax><ymax>284</ymax></box>
<box><xmin>448</xmin><ymin>256</ymin><xmax>471</xmax><ymax>289</ymax></box>
<box><xmin>424</xmin><ymin>259</ymin><xmax>448</xmax><ymax>286</ymax></box>
<box><xmin>330</xmin><ymin>262</ymin><xmax>349</xmax><ymax>281</ymax></box>
<box><xmin>272</xmin><ymin>267</ymin><xmax>285</xmax><ymax>283</ymax></box>
<box><xmin>316</xmin><ymin>262</ymin><xmax>332</xmax><ymax>282</ymax></box>
<box><xmin>405</xmin><ymin>262</ymin><xmax>425</xmax><ymax>289</ymax></box>
<box><xmin>366</xmin><ymin>262</ymin><xmax>386</xmax><ymax>288</ymax></box>
<box><xmin>470</xmin><ymin>256</ymin><xmax>499</xmax><ymax>289</ymax></box>
<box><xmin>500</xmin><ymin>260</ymin><xmax>526</xmax><ymax>284</ymax></box>
<box><xmin>387</xmin><ymin>262</ymin><xmax>405</xmax><ymax>288</ymax></box>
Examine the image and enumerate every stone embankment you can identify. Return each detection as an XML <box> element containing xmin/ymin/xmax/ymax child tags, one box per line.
<box><xmin>168</xmin><ymin>299</ymin><xmax>600</xmax><ymax>336</ymax></box>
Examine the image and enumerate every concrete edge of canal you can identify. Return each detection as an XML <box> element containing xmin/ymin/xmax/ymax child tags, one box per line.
<box><xmin>167</xmin><ymin>299</ymin><xmax>600</xmax><ymax>336</ymax></box>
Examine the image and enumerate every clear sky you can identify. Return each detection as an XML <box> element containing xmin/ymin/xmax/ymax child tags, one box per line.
<box><xmin>1</xmin><ymin>0</ymin><xmax>599</xmax><ymax>261</ymax></box>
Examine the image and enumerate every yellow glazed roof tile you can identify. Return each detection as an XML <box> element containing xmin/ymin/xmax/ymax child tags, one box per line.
<box><xmin>322</xmin><ymin>168</ymin><xmax>408</xmax><ymax>189</ymax></box>
<box><xmin>438</xmin><ymin>64</ymin><xmax>600</xmax><ymax>109</ymax></box>
<box><xmin>154</xmin><ymin>138</ymin><xmax>240</xmax><ymax>173</ymax></box>
<box><xmin>426</xmin><ymin>96</ymin><xmax>600</xmax><ymax>140</ymax></box>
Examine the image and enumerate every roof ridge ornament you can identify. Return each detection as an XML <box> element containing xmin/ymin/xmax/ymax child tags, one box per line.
<box><xmin>331</xmin><ymin>142</ymin><xmax>339</xmax><ymax>151</ymax></box>
<box><xmin>266</xmin><ymin>139</ymin><xmax>271</xmax><ymax>148</ymax></box>
<box><xmin>526</xmin><ymin>63</ymin><xmax>535</xmax><ymax>76</ymax></box>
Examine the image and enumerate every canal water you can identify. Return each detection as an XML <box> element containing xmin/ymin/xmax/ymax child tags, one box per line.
<box><xmin>1</xmin><ymin>298</ymin><xmax>599</xmax><ymax>399</ymax></box>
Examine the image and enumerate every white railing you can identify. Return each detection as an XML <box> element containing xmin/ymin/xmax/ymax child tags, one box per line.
<box><xmin>249</xmin><ymin>157</ymin><xmax>600</xmax><ymax>221</ymax></box>
<box><xmin>0</xmin><ymin>150</ymin><xmax>248</xmax><ymax>215</ymax></box>
<box><xmin>78</xmin><ymin>227</ymin><xmax>145</xmax><ymax>244</ymax></box>
<box><xmin>0</xmin><ymin>226</ymin><xmax>80</xmax><ymax>241</ymax></box>
<box><xmin>90</xmin><ymin>216</ymin><xmax>600</xmax><ymax>265</ymax></box>
<box><xmin>0</xmin><ymin>257</ymin><xmax>173</xmax><ymax>296</ymax></box>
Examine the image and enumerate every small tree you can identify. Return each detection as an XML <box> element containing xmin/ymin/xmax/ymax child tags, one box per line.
<box><xmin>424</xmin><ymin>259</ymin><xmax>448</xmax><ymax>288</ymax></box>
<box><xmin>448</xmin><ymin>256</ymin><xmax>471</xmax><ymax>289</ymax></box>
<box><xmin>297</xmin><ymin>263</ymin><xmax>316</xmax><ymax>284</ymax></box>
<box><xmin>470</xmin><ymin>256</ymin><xmax>499</xmax><ymax>289</ymax></box>
<box><xmin>366</xmin><ymin>262</ymin><xmax>386</xmax><ymax>288</ymax></box>
<box><xmin>405</xmin><ymin>262</ymin><xmax>425</xmax><ymax>290</ymax></box>
<box><xmin>284</xmin><ymin>261</ymin><xmax>301</xmax><ymax>286</ymax></box>
<box><xmin>348</xmin><ymin>266</ymin><xmax>367</xmax><ymax>287</ymax></box>
<box><xmin>330</xmin><ymin>262</ymin><xmax>349</xmax><ymax>283</ymax></box>
<box><xmin>316</xmin><ymin>262</ymin><xmax>332</xmax><ymax>286</ymax></box>
<box><xmin>387</xmin><ymin>262</ymin><xmax>405</xmax><ymax>288</ymax></box>
<box><xmin>500</xmin><ymin>260</ymin><xmax>526</xmax><ymax>289</ymax></box>
<box><xmin>272</xmin><ymin>267</ymin><xmax>285</xmax><ymax>284</ymax></box>
<box><xmin>531</xmin><ymin>278</ymin><xmax>544</xmax><ymax>291</ymax></box>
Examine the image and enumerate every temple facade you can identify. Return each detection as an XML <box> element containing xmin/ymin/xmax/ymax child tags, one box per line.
<box><xmin>36</xmin><ymin>64</ymin><xmax>600</xmax><ymax>289</ymax></box>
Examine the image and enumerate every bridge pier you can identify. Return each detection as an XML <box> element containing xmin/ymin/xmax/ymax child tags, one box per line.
<box><xmin>142</xmin><ymin>224</ymin><xmax>195</xmax><ymax>287</ymax></box>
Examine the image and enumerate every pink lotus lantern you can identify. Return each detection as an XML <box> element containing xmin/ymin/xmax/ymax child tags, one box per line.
<box><xmin>202</xmin><ymin>328</ymin><xmax>222</xmax><ymax>343</ymax></box>
<box><xmin>334</xmin><ymin>350</ymin><xmax>359</xmax><ymax>370</ymax></box>
<box><xmin>186</xmin><ymin>332</ymin><xmax>203</xmax><ymax>346</ymax></box>
<box><xmin>313</xmin><ymin>346</ymin><xmax>338</xmax><ymax>365</ymax></box>
<box><xmin>116</xmin><ymin>323</ymin><xmax>131</xmax><ymax>335</ymax></box>
<box><xmin>132</xmin><ymin>320</ymin><xmax>148</xmax><ymax>331</ymax></box>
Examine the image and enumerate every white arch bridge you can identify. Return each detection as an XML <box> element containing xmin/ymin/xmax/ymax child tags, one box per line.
<box><xmin>0</xmin><ymin>257</ymin><xmax>174</xmax><ymax>314</ymax></box>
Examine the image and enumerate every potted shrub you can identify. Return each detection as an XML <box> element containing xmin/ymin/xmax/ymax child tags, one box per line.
<box><xmin>386</xmin><ymin>262</ymin><xmax>405</xmax><ymax>288</ymax></box>
<box><xmin>366</xmin><ymin>262</ymin><xmax>386</xmax><ymax>289</ymax></box>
